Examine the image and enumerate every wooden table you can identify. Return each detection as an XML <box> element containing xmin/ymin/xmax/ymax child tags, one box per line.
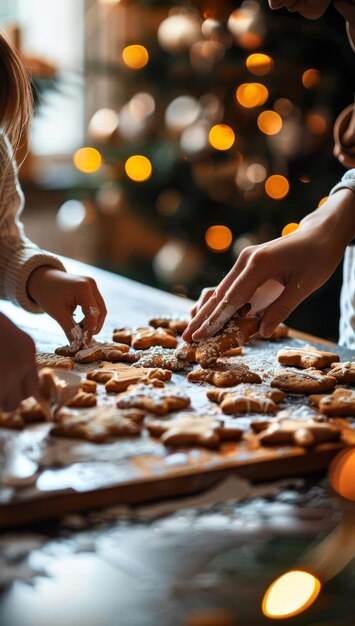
<box><xmin>0</xmin><ymin>259</ymin><xmax>354</xmax><ymax>626</ymax></box>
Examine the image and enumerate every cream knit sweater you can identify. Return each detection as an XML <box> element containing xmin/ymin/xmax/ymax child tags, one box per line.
<box><xmin>0</xmin><ymin>132</ymin><xmax>65</xmax><ymax>313</ymax></box>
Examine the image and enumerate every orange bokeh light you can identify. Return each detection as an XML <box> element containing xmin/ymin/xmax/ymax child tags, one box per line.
<box><xmin>246</xmin><ymin>53</ymin><xmax>273</xmax><ymax>75</ymax></box>
<box><xmin>122</xmin><ymin>45</ymin><xmax>149</xmax><ymax>69</ymax></box>
<box><xmin>238</xmin><ymin>32</ymin><xmax>262</xmax><ymax>49</ymax></box>
<box><xmin>306</xmin><ymin>112</ymin><xmax>328</xmax><ymax>135</ymax></box>
<box><xmin>329</xmin><ymin>448</ymin><xmax>355</xmax><ymax>501</ymax></box>
<box><xmin>73</xmin><ymin>147</ymin><xmax>102</xmax><ymax>173</ymax></box>
<box><xmin>282</xmin><ymin>222</ymin><xmax>299</xmax><ymax>237</ymax></box>
<box><xmin>209</xmin><ymin>124</ymin><xmax>235</xmax><ymax>150</ymax></box>
<box><xmin>236</xmin><ymin>82</ymin><xmax>269</xmax><ymax>108</ymax></box>
<box><xmin>265</xmin><ymin>175</ymin><xmax>290</xmax><ymax>200</ymax></box>
<box><xmin>318</xmin><ymin>196</ymin><xmax>329</xmax><ymax>207</ymax></box>
<box><xmin>205</xmin><ymin>225</ymin><xmax>233</xmax><ymax>252</ymax></box>
<box><xmin>302</xmin><ymin>68</ymin><xmax>321</xmax><ymax>89</ymax></box>
<box><xmin>125</xmin><ymin>155</ymin><xmax>152</xmax><ymax>182</ymax></box>
<box><xmin>257</xmin><ymin>110</ymin><xmax>282</xmax><ymax>135</ymax></box>
<box><xmin>262</xmin><ymin>570</ymin><xmax>321</xmax><ymax>619</ymax></box>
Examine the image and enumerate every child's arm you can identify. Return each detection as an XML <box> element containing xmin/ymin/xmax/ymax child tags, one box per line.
<box><xmin>0</xmin><ymin>134</ymin><xmax>106</xmax><ymax>341</ymax></box>
<box><xmin>183</xmin><ymin>176</ymin><xmax>355</xmax><ymax>342</ymax></box>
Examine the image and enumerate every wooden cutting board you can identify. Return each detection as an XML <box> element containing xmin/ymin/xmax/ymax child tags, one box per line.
<box><xmin>0</xmin><ymin>333</ymin><xmax>353</xmax><ymax>528</ymax></box>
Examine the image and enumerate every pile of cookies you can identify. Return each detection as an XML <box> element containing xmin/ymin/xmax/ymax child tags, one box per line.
<box><xmin>1</xmin><ymin>313</ymin><xmax>354</xmax><ymax>452</ymax></box>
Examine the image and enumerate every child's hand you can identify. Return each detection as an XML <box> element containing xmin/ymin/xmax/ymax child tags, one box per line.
<box><xmin>184</xmin><ymin>189</ymin><xmax>355</xmax><ymax>342</ymax></box>
<box><xmin>190</xmin><ymin>287</ymin><xmax>215</xmax><ymax>318</ymax></box>
<box><xmin>0</xmin><ymin>313</ymin><xmax>38</xmax><ymax>412</ymax></box>
<box><xmin>27</xmin><ymin>268</ymin><xmax>107</xmax><ymax>343</ymax></box>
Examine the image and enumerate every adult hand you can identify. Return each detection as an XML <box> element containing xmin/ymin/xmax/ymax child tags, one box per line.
<box><xmin>0</xmin><ymin>313</ymin><xmax>38</xmax><ymax>412</ymax></box>
<box><xmin>27</xmin><ymin>268</ymin><xmax>107</xmax><ymax>343</ymax></box>
<box><xmin>183</xmin><ymin>189</ymin><xmax>355</xmax><ymax>342</ymax></box>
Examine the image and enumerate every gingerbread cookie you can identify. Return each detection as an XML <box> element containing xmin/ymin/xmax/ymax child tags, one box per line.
<box><xmin>222</xmin><ymin>346</ymin><xmax>244</xmax><ymax>357</ymax></box>
<box><xmin>19</xmin><ymin>397</ymin><xmax>46</xmax><ymax>423</ymax></box>
<box><xmin>194</xmin><ymin>313</ymin><xmax>260</xmax><ymax>367</ymax></box>
<box><xmin>329</xmin><ymin>361</ymin><xmax>355</xmax><ymax>384</ymax></box>
<box><xmin>271</xmin><ymin>368</ymin><xmax>336</xmax><ymax>394</ymax></box>
<box><xmin>188</xmin><ymin>363</ymin><xmax>261</xmax><ymax>388</ymax></box>
<box><xmin>65</xmin><ymin>391</ymin><xmax>97</xmax><ymax>408</ymax></box>
<box><xmin>258</xmin><ymin>417</ymin><xmax>340</xmax><ymax>448</ymax></box>
<box><xmin>117</xmin><ymin>383</ymin><xmax>190</xmax><ymax>415</ymax></box>
<box><xmin>131</xmin><ymin>327</ymin><xmax>177</xmax><ymax>350</ymax></box>
<box><xmin>80</xmin><ymin>379</ymin><xmax>97</xmax><ymax>394</ymax></box>
<box><xmin>146</xmin><ymin>414</ymin><xmax>243</xmax><ymax>448</ymax></box>
<box><xmin>309</xmin><ymin>388</ymin><xmax>355</xmax><ymax>417</ymax></box>
<box><xmin>112</xmin><ymin>327</ymin><xmax>152</xmax><ymax>345</ymax></box>
<box><xmin>51</xmin><ymin>406</ymin><xmax>145</xmax><ymax>443</ymax></box>
<box><xmin>0</xmin><ymin>411</ymin><xmax>24</xmax><ymax>430</ymax></box>
<box><xmin>118</xmin><ymin>347</ymin><xmax>188</xmax><ymax>371</ymax></box>
<box><xmin>87</xmin><ymin>362</ymin><xmax>171</xmax><ymax>392</ymax></box>
<box><xmin>36</xmin><ymin>352</ymin><xmax>74</xmax><ymax>370</ymax></box>
<box><xmin>57</xmin><ymin>342</ymin><xmax>130</xmax><ymax>364</ymax></box>
<box><xmin>262</xmin><ymin>323</ymin><xmax>289</xmax><ymax>341</ymax></box>
<box><xmin>175</xmin><ymin>343</ymin><xmax>198</xmax><ymax>363</ymax></box>
<box><xmin>277</xmin><ymin>346</ymin><xmax>340</xmax><ymax>369</ymax></box>
<box><xmin>148</xmin><ymin>315</ymin><xmax>189</xmax><ymax>335</ymax></box>
<box><xmin>207</xmin><ymin>384</ymin><xmax>284</xmax><ymax>415</ymax></box>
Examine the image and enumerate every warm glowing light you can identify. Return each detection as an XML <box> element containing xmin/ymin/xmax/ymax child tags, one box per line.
<box><xmin>302</xmin><ymin>68</ymin><xmax>321</xmax><ymax>89</ymax></box>
<box><xmin>88</xmin><ymin>108</ymin><xmax>119</xmax><ymax>141</ymax></box>
<box><xmin>209</xmin><ymin>124</ymin><xmax>235</xmax><ymax>150</ymax></box>
<box><xmin>274</xmin><ymin>98</ymin><xmax>293</xmax><ymax>116</ymax></box>
<box><xmin>306</xmin><ymin>112</ymin><xmax>328</xmax><ymax>135</ymax></box>
<box><xmin>157</xmin><ymin>14</ymin><xmax>200</xmax><ymax>53</ymax></box>
<box><xmin>265</xmin><ymin>175</ymin><xmax>290</xmax><ymax>200</ymax></box>
<box><xmin>56</xmin><ymin>200</ymin><xmax>86</xmax><ymax>232</ymax></box>
<box><xmin>238</xmin><ymin>32</ymin><xmax>262</xmax><ymax>49</ymax></box>
<box><xmin>282</xmin><ymin>222</ymin><xmax>299</xmax><ymax>237</ymax></box>
<box><xmin>122</xmin><ymin>45</ymin><xmax>149</xmax><ymax>69</ymax></box>
<box><xmin>257</xmin><ymin>110</ymin><xmax>282</xmax><ymax>135</ymax></box>
<box><xmin>99</xmin><ymin>0</ymin><xmax>122</xmax><ymax>5</ymax></box>
<box><xmin>329</xmin><ymin>448</ymin><xmax>355</xmax><ymax>501</ymax></box>
<box><xmin>165</xmin><ymin>96</ymin><xmax>200</xmax><ymax>133</ymax></box>
<box><xmin>246</xmin><ymin>53</ymin><xmax>273</xmax><ymax>75</ymax></box>
<box><xmin>236</xmin><ymin>83</ymin><xmax>268</xmax><ymax>108</ymax></box>
<box><xmin>246</xmin><ymin>162</ymin><xmax>267</xmax><ymax>183</ymax></box>
<box><xmin>73</xmin><ymin>147</ymin><xmax>102</xmax><ymax>173</ymax></box>
<box><xmin>299</xmin><ymin>176</ymin><xmax>311</xmax><ymax>183</ymax></box>
<box><xmin>205</xmin><ymin>225</ymin><xmax>233</xmax><ymax>252</ymax></box>
<box><xmin>125</xmin><ymin>155</ymin><xmax>152</xmax><ymax>182</ymax></box>
<box><xmin>318</xmin><ymin>196</ymin><xmax>328</xmax><ymax>207</ymax></box>
<box><xmin>262</xmin><ymin>570</ymin><xmax>321</xmax><ymax>619</ymax></box>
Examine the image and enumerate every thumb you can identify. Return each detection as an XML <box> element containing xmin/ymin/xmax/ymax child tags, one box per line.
<box><xmin>259</xmin><ymin>282</ymin><xmax>303</xmax><ymax>337</ymax></box>
<box><xmin>50</xmin><ymin>308</ymin><xmax>76</xmax><ymax>342</ymax></box>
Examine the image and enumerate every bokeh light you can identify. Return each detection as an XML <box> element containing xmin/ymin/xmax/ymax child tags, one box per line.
<box><xmin>56</xmin><ymin>200</ymin><xmax>86</xmax><ymax>232</ymax></box>
<box><xmin>88</xmin><ymin>108</ymin><xmax>119</xmax><ymax>142</ymax></box>
<box><xmin>165</xmin><ymin>96</ymin><xmax>200</xmax><ymax>133</ymax></box>
<box><xmin>318</xmin><ymin>196</ymin><xmax>329</xmax><ymax>207</ymax></box>
<box><xmin>329</xmin><ymin>447</ymin><xmax>355</xmax><ymax>501</ymax></box>
<box><xmin>122</xmin><ymin>45</ymin><xmax>149</xmax><ymax>69</ymax></box>
<box><xmin>125</xmin><ymin>155</ymin><xmax>152</xmax><ymax>182</ymax></box>
<box><xmin>209</xmin><ymin>124</ymin><xmax>235</xmax><ymax>150</ymax></box>
<box><xmin>302</xmin><ymin>68</ymin><xmax>321</xmax><ymax>89</ymax></box>
<box><xmin>157</xmin><ymin>14</ymin><xmax>200</xmax><ymax>53</ymax></box>
<box><xmin>236</xmin><ymin>83</ymin><xmax>269</xmax><ymax>108</ymax></box>
<box><xmin>262</xmin><ymin>570</ymin><xmax>321</xmax><ymax>619</ymax></box>
<box><xmin>205</xmin><ymin>225</ymin><xmax>233</xmax><ymax>252</ymax></box>
<box><xmin>156</xmin><ymin>189</ymin><xmax>181</xmax><ymax>216</ymax></box>
<box><xmin>73</xmin><ymin>147</ymin><xmax>102</xmax><ymax>173</ymax></box>
<box><xmin>246</xmin><ymin>162</ymin><xmax>267</xmax><ymax>183</ymax></box>
<box><xmin>246</xmin><ymin>53</ymin><xmax>273</xmax><ymax>75</ymax></box>
<box><xmin>282</xmin><ymin>222</ymin><xmax>299</xmax><ymax>237</ymax></box>
<box><xmin>265</xmin><ymin>175</ymin><xmax>290</xmax><ymax>200</ymax></box>
<box><xmin>273</xmin><ymin>98</ymin><xmax>293</xmax><ymax>116</ymax></box>
<box><xmin>306</xmin><ymin>112</ymin><xmax>328</xmax><ymax>135</ymax></box>
<box><xmin>257</xmin><ymin>110</ymin><xmax>282</xmax><ymax>135</ymax></box>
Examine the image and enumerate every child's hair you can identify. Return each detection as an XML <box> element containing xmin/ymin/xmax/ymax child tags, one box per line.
<box><xmin>0</xmin><ymin>30</ymin><xmax>33</xmax><ymax>153</ymax></box>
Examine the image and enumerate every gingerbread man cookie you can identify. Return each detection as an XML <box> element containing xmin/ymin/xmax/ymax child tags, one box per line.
<box><xmin>277</xmin><ymin>346</ymin><xmax>340</xmax><ymax>369</ymax></box>
<box><xmin>309</xmin><ymin>388</ymin><xmax>355</xmax><ymax>417</ymax></box>
<box><xmin>146</xmin><ymin>413</ymin><xmax>243</xmax><ymax>448</ymax></box>
<box><xmin>194</xmin><ymin>313</ymin><xmax>260</xmax><ymax>367</ymax></box>
<box><xmin>87</xmin><ymin>362</ymin><xmax>172</xmax><ymax>392</ymax></box>
<box><xmin>51</xmin><ymin>406</ymin><xmax>145</xmax><ymax>443</ymax></box>
<box><xmin>188</xmin><ymin>363</ymin><xmax>262</xmax><ymax>387</ymax></box>
<box><xmin>56</xmin><ymin>342</ymin><xmax>130</xmax><ymax>364</ymax></box>
<box><xmin>258</xmin><ymin>418</ymin><xmax>340</xmax><ymax>448</ymax></box>
<box><xmin>117</xmin><ymin>383</ymin><xmax>191</xmax><ymax>415</ymax></box>
<box><xmin>131</xmin><ymin>327</ymin><xmax>178</xmax><ymax>350</ymax></box>
<box><xmin>207</xmin><ymin>384</ymin><xmax>284</xmax><ymax>415</ymax></box>
<box><xmin>329</xmin><ymin>361</ymin><xmax>355</xmax><ymax>384</ymax></box>
<box><xmin>36</xmin><ymin>352</ymin><xmax>74</xmax><ymax>370</ymax></box>
<box><xmin>148</xmin><ymin>315</ymin><xmax>189</xmax><ymax>335</ymax></box>
<box><xmin>271</xmin><ymin>368</ymin><xmax>336</xmax><ymax>394</ymax></box>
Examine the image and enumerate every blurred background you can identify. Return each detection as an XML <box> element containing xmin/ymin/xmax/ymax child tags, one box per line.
<box><xmin>0</xmin><ymin>0</ymin><xmax>353</xmax><ymax>341</ymax></box>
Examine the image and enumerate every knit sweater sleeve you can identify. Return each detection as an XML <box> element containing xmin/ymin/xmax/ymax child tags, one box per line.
<box><xmin>330</xmin><ymin>169</ymin><xmax>355</xmax><ymax>195</ymax></box>
<box><xmin>0</xmin><ymin>133</ymin><xmax>65</xmax><ymax>313</ymax></box>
